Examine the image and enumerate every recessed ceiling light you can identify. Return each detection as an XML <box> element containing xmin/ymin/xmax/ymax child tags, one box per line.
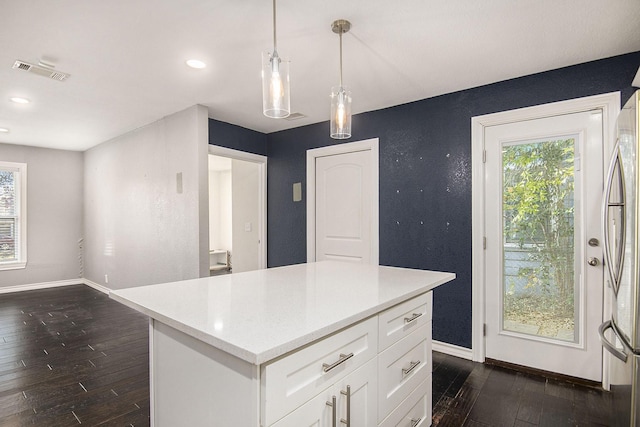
<box><xmin>186</xmin><ymin>59</ymin><xmax>206</xmax><ymax>69</ymax></box>
<box><xmin>0</xmin><ymin>128</ymin><xmax>9</xmax><ymax>133</ymax></box>
<box><xmin>10</xmin><ymin>97</ymin><xmax>30</xmax><ymax>104</ymax></box>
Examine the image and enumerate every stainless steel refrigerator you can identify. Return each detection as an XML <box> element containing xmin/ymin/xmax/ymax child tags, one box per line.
<box><xmin>600</xmin><ymin>89</ymin><xmax>640</xmax><ymax>427</ymax></box>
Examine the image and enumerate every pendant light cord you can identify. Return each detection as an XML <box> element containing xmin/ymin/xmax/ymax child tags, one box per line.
<box><xmin>272</xmin><ymin>0</ymin><xmax>277</xmax><ymax>52</ymax></box>
<box><xmin>339</xmin><ymin>30</ymin><xmax>343</xmax><ymax>87</ymax></box>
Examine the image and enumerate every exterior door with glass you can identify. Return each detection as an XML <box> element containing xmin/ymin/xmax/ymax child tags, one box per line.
<box><xmin>484</xmin><ymin>109</ymin><xmax>604</xmax><ymax>381</ymax></box>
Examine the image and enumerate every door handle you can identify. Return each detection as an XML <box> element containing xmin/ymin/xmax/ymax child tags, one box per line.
<box><xmin>587</xmin><ymin>257</ymin><xmax>600</xmax><ymax>267</ymax></box>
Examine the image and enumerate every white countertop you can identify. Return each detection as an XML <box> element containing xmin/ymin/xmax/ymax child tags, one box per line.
<box><xmin>110</xmin><ymin>261</ymin><xmax>455</xmax><ymax>365</ymax></box>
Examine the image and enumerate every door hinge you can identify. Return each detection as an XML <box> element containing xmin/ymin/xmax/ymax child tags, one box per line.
<box><xmin>483</xmin><ymin>237</ymin><xmax>487</xmax><ymax>250</ymax></box>
<box><xmin>482</xmin><ymin>149</ymin><xmax>487</xmax><ymax>163</ymax></box>
<box><xmin>483</xmin><ymin>323</ymin><xmax>487</xmax><ymax>337</ymax></box>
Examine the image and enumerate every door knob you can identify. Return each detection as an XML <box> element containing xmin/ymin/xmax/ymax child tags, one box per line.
<box><xmin>587</xmin><ymin>257</ymin><xmax>600</xmax><ymax>266</ymax></box>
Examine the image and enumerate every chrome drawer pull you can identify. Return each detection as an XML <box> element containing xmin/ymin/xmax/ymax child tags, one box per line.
<box><xmin>410</xmin><ymin>417</ymin><xmax>421</xmax><ymax>427</ymax></box>
<box><xmin>340</xmin><ymin>385</ymin><xmax>351</xmax><ymax>426</ymax></box>
<box><xmin>323</xmin><ymin>352</ymin><xmax>354</xmax><ymax>373</ymax></box>
<box><xmin>404</xmin><ymin>312</ymin><xmax>422</xmax><ymax>323</ymax></box>
<box><xmin>402</xmin><ymin>360</ymin><xmax>421</xmax><ymax>377</ymax></box>
<box><xmin>326</xmin><ymin>395</ymin><xmax>337</xmax><ymax>427</ymax></box>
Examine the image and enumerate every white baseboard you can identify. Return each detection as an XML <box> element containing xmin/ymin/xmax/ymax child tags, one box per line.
<box><xmin>0</xmin><ymin>278</ymin><xmax>111</xmax><ymax>295</ymax></box>
<box><xmin>0</xmin><ymin>279</ymin><xmax>83</xmax><ymax>294</ymax></box>
<box><xmin>432</xmin><ymin>340</ymin><xmax>473</xmax><ymax>360</ymax></box>
<box><xmin>83</xmin><ymin>279</ymin><xmax>111</xmax><ymax>295</ymax></box>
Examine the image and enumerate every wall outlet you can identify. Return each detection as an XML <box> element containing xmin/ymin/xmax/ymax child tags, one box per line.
<box><xmin>104</xmin><ymin>274</ymin><xmax>109</xmax><ymax>284</ymax></box>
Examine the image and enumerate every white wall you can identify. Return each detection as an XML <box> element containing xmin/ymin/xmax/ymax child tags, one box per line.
<box><xmin>83</xmin><ymin>105</ymin><xmax>209</xmax><ymax>290</ymax></box>
<box><xmin>231</xmin><ymin>159</ymin><xmax>259</xmax><ymax>273</ymax></box>
<box><xmin>0</xmin><ymin>143</ymin><xmax>84</xmax><ymax>288</ymax></box>
<box><xmin>208</xmin><ymin>168</ymin><xmax>232</xmax><ymax>251</ymax></box>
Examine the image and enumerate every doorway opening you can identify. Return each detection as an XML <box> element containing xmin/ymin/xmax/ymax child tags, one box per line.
<box><xmin>207</xmin><ymin>146</ymin><xmax>267</xmax><ymax>274</ymax></box>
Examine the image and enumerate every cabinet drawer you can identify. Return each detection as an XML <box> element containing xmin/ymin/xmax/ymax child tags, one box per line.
<box><xmin>378</xmin><ymin>323</ymin><xmax>431</xmax><ymax>422</ymax></box>
<box><xmin>378</xmin><ymin>292</ymin><xmax>432</xmax><ymax>352</ymax></box>
<box><xmin>379</xmin><ymin>377</ymin><xmax>431</xmax><ymax>427</ymax></box>
<box><xmin>270</xmin><ymin>358</ymin><xmax>378</xmax><ymax>427</ymax></box>
<box><xmin>262</xmin><ymin>316</ymin><xmax>378</xmax><ymax>426</ymax></box>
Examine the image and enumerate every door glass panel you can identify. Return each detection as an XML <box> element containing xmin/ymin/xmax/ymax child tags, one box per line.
<box><xmin>502</xmin><ymin>137</ymin><xmax>579</xmax><ymax>343</ymax></box>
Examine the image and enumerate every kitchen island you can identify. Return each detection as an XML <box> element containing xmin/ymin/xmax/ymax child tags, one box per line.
<box><xmin>110</xmin><ymin>261</ymin><xmax>455</xmax><ymax>426</ymax></box>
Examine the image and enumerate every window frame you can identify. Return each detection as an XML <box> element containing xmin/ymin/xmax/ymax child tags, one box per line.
<box><xmin>0</xmin><ymin>161</ymin><xmax>27</xmax><ymax>270</ymax></box>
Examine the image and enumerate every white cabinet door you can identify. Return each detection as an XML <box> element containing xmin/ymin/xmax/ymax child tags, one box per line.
<box><xmin>270</xmin><ymin>358</ymin><xmax>377</xmax><ymax>427</ymax></box>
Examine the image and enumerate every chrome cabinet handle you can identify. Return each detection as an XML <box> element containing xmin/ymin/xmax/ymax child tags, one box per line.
<box><xmin>340</xmin><ymin>385</ymin><xmax>351</xmax><ymax>426</ymax></box>
<box><xmin>404</xmin><ymin>312</ymin><xmax>422</xmax><ymax>323</ymax></box>
<box><xmin>326</xmin><ymin>395</ymin><xmax>337</xmax><ymax>427</ymax></box>
<box><xmin>323</xmin><ymin>352</ymin><xmax>354</xmax><ymax>373</ymax></box>
<box><xmin>402</xmin><ymin>360</ymin><xmax>421</xmax><ymax>377</ymax></box>
<box><xmin>410</xmin><ymin>418</ymin><xmax>422</xmax><ymax>427</ymax></box>
<box><xmin>598</xmin><ymin>320</ymin><xmax>627</xmax><ymax>362</ymax></box>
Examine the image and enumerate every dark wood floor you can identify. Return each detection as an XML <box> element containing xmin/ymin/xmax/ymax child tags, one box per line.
<box><xmin>0</xmin><ymin>285</ymin><xmax>149</xmax><ymax>426</ymax></box>
<box><xmin>432</xmin><ymin>352</ymin><xmax>613</xmax><ymax>426</ymax></box>
<box><xmin>0</xmin><ymin>285</ymin><xmax>615</xmax><ymax>426</ymax></box>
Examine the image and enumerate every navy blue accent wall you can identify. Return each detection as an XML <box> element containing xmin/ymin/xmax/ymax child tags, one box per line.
<box><xmin>208</xmin><ymin>118</ymin><xmax>268</xmax><ymax>156</ymax></box>
<box><xmin>266</xmin><ymin>51</ymin><xmax>640</xmax><ymax>349</ymax></box>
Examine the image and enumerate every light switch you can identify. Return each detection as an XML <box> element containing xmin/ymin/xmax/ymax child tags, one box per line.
<box><xmin>245</xmin><ymin>222</ymin><xmax>252</xmax><ymax>232</ymax></box>
<box><xmin>293</xmin><ymin>182</ymin><xmax>302</xmax><ymax>202</ymax></box>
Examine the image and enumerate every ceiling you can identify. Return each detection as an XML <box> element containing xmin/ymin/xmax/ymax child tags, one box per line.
<box><xmin>1</xmin><ymin>0</ymin><xmax>639</xmax><ymax>152</ymax></box>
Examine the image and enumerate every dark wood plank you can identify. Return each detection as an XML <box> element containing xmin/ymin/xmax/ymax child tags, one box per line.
<box><xmin>433</xmin><ymin>352</ymin><xmax>613</xmax><ymax>427</ymax></box>
<box><xmin>0</xmin><ymin>285</ymin><xmax>150</xmax><ymax>426</ymax></box>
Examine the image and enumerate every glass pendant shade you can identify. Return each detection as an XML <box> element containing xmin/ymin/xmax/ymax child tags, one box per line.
<box><xmin>330</xmin><ymin>85</ymin><xmax>351</xmax><ymax>139</ymax></box>
<box><xmin>262</xmin><ymin>50</ymin><xmax>290</xmax><ymax>118</ymax></box>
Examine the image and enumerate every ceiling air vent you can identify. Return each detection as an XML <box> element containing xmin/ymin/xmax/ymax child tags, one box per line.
<box><xmin>284</xmin><ymin>112</ymin><xmax>307</xmax><ymax>121</ymax></box>
<box><xmin>12</xmin><ymin>60</ymin><xmax>70</xmax><ymax>82</ymax></box>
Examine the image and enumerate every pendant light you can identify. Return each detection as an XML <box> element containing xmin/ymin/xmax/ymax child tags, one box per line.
<box><xmin>330</xmin><ymin>19</ymin><xmax>352</xmax><ymax>139</ymax></box>
<box><xmin>262</xmin><ymin>0</ymin><xmax>290</xmax><ymax>118</ymax></box>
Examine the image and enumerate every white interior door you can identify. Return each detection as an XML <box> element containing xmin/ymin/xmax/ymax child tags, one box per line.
<box><xmin>484</xmin><ymin>109</ymin><xmax>604</xmax><ymax>381</ymax></box>
<box><xmin>316</xmin><ymin>150</ymin><xmax>372</xmax><ymax>263</ymax></box>
<box><xmin>231</xmin><ymin>159</ymin><xmax>260</xmax><ymax>273</ymax></box>
<box><xmin>307</xmin><ymin>139</ymin><xmax>379</xmax><ymax>264</ymax></box>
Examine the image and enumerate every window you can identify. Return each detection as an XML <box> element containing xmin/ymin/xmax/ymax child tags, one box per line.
<box><xmin>0</xmin><ymin>161</ymin><xmax>27</xmax><ymax>270</ymax></box>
